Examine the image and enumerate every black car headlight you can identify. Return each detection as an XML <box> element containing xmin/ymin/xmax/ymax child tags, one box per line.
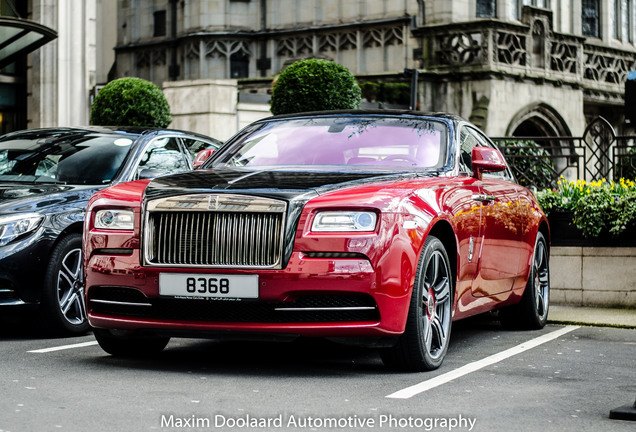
<box><xmin>0</xmin><ymin>213</ymin><xmax>44</xmax><ymax>247</ymax></box>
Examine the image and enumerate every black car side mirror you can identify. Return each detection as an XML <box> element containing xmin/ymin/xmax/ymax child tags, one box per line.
<box><xmin>138</xmin><ymin>168</ymin><xmax>165</xmax><ymax>180</ymax></box>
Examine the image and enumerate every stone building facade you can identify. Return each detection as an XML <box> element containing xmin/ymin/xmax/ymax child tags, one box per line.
<box><xmin>0</xmin><ymin>0</ymin><xmax>116</xmax><ymax>132</ymax></box>
<box><xmin>113</xmin><ymin>1</ymin><xmax>636</xmax><ymax>140</ymax></box>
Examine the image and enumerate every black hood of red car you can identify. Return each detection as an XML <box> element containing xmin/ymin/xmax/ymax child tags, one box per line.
<box><xmin>144</xmin><ymin>167</ymin><xmax>410</xmax><ymax>201</ymax></box>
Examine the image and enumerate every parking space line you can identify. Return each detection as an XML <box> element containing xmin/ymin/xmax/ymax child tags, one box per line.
<box><xmin>28</xmin><ymin>341</ymin><xmax>98</xmax><ymax>353</ymax></box>
<box><xmin>386</xmin><ymin>325</ymin><xmax>580</xmax><ymax>399</ymax></box>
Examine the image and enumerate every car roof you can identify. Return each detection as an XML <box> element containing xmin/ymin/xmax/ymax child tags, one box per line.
<box><xmin>262</xmin><ymin>109</ymin><xmax>467</xmax><ymax>125</ymax></box>
<box><xmin>0</xmin><ymin>126</ymin><xmax>221</xmax><ymax>145</ymax></box>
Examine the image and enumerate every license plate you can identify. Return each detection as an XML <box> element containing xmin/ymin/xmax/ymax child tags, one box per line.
<box><xmin>159</xmin><ymin>273</ymin><xmax>258</xmax><ymax>299</ymax></box>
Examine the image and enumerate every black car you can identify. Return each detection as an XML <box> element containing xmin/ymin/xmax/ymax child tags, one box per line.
<box><xmin>0</xmin><ymin>126</ymin><xmax>222</xmax><ymax>335</ymax></box>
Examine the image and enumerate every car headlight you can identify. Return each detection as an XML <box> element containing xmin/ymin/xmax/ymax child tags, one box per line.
<box><xmin>94</xmin><ymin>209</ymin><xmax>134</xmax><ymax>230</ymax></box>
<box><xmin>0</xmin><ymin>213</ymin><xmax>44</xmax><ymax>247</ymax></box>
<box><xmin>311</xmin><ymin>211</ymin><xmax>377</xmax><ymax>232</ymax></box>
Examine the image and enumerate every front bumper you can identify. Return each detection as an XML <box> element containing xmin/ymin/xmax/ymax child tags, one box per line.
<box><xmin>0</xmin><ymin>228</ymin><xmax>53</xmax><ymax>308</ymax></box>
<box><xmin>85</xmin><ymin>250</ymin><xmax>412</xmax><ymax>338</ymax></box>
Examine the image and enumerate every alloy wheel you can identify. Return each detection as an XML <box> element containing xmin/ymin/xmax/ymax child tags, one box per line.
<box><xmin>56</xmin><ymin>247</ymin><xmax>86</xmax><ymax>326</ymax></box>
<box><xmin>421</xmin><ymin>250</ymin><xmax>452</xmax><ymax>361</ymax></box>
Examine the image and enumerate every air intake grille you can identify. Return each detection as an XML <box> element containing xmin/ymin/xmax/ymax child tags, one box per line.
<box><xmin>144</xmin><ymin>194</ymin><xmax>286</xmax><ymax>269</ymax></box>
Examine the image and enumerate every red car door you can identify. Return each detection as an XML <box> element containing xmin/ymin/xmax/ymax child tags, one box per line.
<box><xmin>458</xmin><ymin>126</ymin><xmax>524</xmax><ymax>297</ymax></box>
<box><xmin>476</xmin><ymin>175</ymin><xmax>524</xmax><ymax>296</ymax></box>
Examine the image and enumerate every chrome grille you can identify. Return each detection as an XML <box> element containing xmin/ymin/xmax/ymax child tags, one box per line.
<box><xmin>144</xmin><ymin>194</ymin><xmax>286</xmax><ymax>269</ymax></box>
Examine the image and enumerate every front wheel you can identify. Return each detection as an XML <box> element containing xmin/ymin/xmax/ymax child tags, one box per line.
<box><xmin>94</xmin><ymin>329</ymin><xmax>170</xmax><ymax>357</ymax></box>
<box><xmin>500</xmin><ymin>231</ymin><xmax>550</xmax><ymax>329</ymax></box>
<box><xmin>380</xmin><ymin>235</ymin><xmax>454</xmax><ymax>371</ymax></box>
<box><xmin>41</xmin><ymin>233</ymin><xmax>89</xmax><ymax>335</ymax></box>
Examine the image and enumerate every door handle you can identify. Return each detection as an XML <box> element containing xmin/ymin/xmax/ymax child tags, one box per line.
<box><xmin>472</xmin><ymin>193</ymin><xmax>496</xmax><ymax>203</ymax></box>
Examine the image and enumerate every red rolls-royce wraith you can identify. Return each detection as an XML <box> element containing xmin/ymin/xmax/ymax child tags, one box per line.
<box><xmin>83</xmin><ymin>111</ymin><xmax>550</xmax><ymax>371</ymax></box>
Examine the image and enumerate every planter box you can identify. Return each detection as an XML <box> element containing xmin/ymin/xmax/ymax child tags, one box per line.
<box><xmin>548</xmin><ymin>211</ymin><xmax>636</xmax><ymax>247</ymax></box>
<box><xmin>550</xmin><ymin>246</ymin><xmax>636</xmax><ymax>307</ymax></box>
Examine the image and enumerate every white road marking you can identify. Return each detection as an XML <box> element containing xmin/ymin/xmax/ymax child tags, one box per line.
<box><xmin>386</xmin><ymin>325</ymin><xmax>580</xmax><ymax>399</ymax></box>
<box><xmin>28</xmin><ymin>341</ymin><xmax>98</xmax><ymax>353</ymax></box>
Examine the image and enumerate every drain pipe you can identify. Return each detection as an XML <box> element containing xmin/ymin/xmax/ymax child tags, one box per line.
<box><xmin>258</xmin><ymin>0</ymin><xmax>269</xmax><ymax>77</ymax></box>
<box><xmin>169</xmin><ymin>0</ymin><xmax>179</xmax><ymax>80</ymax></box>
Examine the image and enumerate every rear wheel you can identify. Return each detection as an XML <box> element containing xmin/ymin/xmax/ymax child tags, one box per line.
<box><xmin>94</xmin><ymin>329</ymin><xmax>170</xmax><ymax>357</ymax></box>
<box><xmin>500</xmin><ymin>231</ymin><xmax>550</xmax><ymax>329</ymax></box>
<box><xmin>380</xmin><ymin>235</ymin><xmax>453</xmax><ymax>371</ymax></box>
<box><xmin>41</xmin><ymin>233</ymin><xmax>89</xmax><ymax>335</ymax></box>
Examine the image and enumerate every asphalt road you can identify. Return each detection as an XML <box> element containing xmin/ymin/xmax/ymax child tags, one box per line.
<box><xmin>1</xmin><ymin>315</ymin><xmax>635</xmax><ymax>432</ymax></box>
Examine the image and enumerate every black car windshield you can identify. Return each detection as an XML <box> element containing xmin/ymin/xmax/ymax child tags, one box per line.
<box><xmin>0</xmin><ymin>131</ymin><xmax>135</xmax><ymax>184</ymax></box>
<box><xmin>211</xmin><ymin>116</ymin><xmax>449</xmax><ymax>171</ymax></box>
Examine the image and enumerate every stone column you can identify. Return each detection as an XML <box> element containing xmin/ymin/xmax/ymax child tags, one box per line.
<box><xmin>28</xmin><ymin>0</ymin><xmax>97</xmax><ymax>128</ymax></box>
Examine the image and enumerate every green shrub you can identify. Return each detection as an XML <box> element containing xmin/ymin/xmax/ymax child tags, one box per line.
<box><xmin>270</xmin><ymin>59</ymin><xmax>361</xmax><ymax>115</ymax></box>
<box><xmin>536</xmin><ymin>178</ymin><xmax>636</xmax><ymax>238</ymax></box>
<box><xmin>360</xmin><ymin>82</ymin><xmax>380</xmax><ymax>103</ymax></box>
<box><xmin>360</xmin><ymin>81</ymin><xmax>410</xmax><ymax>105</ymax></box>
<box><xmin>90</xmin><ymin>77</ymin><xmax>172</xmax><ymax>128</ymax></box>
<box><xmin>496</xmin><ymin>140</ymin><xmax>555</xmax><ymax>190</ymax></box>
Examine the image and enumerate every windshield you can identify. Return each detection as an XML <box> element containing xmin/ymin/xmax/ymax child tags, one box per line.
<box><xmin>211</xmin><ymin>116</ymin><xmax>448</xmax><ymax>171</ymax></box>
<box><xmin>0</xmin><ymin>131</ymin><xmax>136</xmax><ymax>185</ymax></box>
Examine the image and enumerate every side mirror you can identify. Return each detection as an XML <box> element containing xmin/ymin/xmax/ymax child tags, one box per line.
<box><xmin>138</xmin><ymin>168</ymin><xmax>165</xmax><ymax>180</ymax></box>
<box><xmin>471</xmin><ymin>147</ymin><xmax>507</xmax><ymax>180</ymax></box>
<box><xmin>193</xmin><ymin>148</ymin><xmax>215</xmax><ymax>169</ymax></box>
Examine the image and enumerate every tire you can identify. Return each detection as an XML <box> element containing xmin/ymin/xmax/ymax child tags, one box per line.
<box><xmin>94</xmin><ymin>329</ymin><xmax>170</xmax><ymax>357</ymax></box>
<box><xmin>500</xmin><ymin>231</ymin><xmax>550</xmax><ymax>330</ymax></box>
<box><xmin>380</xmin><ymin>235</ymin><xmax>454</xmax><ymax>371</ymax></box>
<box><xmin>41</xmin><ymin>233</ymin><xmax>90</xmax><ymax>335</ymax></box>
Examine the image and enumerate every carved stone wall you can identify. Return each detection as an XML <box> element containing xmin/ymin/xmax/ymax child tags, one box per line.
<box><xmin>115</xmin><ymin>0</ymin><xmax>417</xmax><ymax>81</ymax></box>
<box><xmin>415</xmin><ymin>6</ymin><xmax>631</xmax><ymax>136</ymax></box>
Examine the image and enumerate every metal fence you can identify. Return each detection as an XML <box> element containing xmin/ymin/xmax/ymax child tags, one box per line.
<box><xmin>492</xmin><ymin>117</ymin><xmax>636</xmax><ymax>190</ymax></box>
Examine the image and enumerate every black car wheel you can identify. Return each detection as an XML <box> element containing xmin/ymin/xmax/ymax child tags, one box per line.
<box><xmin>500</xmin><ymin>231</ymin><xmax>550</xmax><ymax>329</ymax></box>
<box><xmin>380</xmin><ymin>235</ymin><xmax>453</xmax><ymax>371</ymax></box>
<box><xmin>41</xmin><ymin>233</ymin><xmax>89</xmax><ymax>335</ymax></box>
<box><xmin>93</xmin><ymin>329</ymin><xmax>170</xmax><ymax>357</ymax></box>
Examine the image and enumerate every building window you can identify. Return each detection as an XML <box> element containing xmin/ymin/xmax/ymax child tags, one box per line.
<box><xmin>230</xmin><ymin>53</ymin><xmax>249</xmax><ymax>78</ymax></box>
<box><xmin>582</xmin><ymin>0</ymin><xmax>600</xmax><ymax>38</ymax></box>
<box><xmin>476</xmin><ymin>0</ymin><xmax>496</xmax><ymax>18</ymax></box>
<box><xmin>153</xmin><ymin>10</ymin><xmax>167</xmax><ymax>37</ymax></box>
<box><xmin>624</xmin><ymin>0</ymin><xmax>633</xmax><ymax>42</ymax></box>
<box><xmin>611</xmin><ymin>0</ymin><xmax>633</xmax><ymax>41</ymax></box>
<box><xmin>512</xmin><ymin>0</ymin><xmax>552</xmax><ymax>19</ymax></box>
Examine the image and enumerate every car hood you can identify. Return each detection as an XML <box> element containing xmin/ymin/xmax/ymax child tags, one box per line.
<box><xmin>144</xmin><ymin>167</ymin><xmax>420</xmax><ymax>202</ymax></box>
<box><xmin>142</xmin><ymin>167</ymin><xmax>438</xmax><ymax>268</ymax></box>
<box><xmin>0</xmin><ymin>183</ymin><xmax>100</xmax><ymax>214</ymax></box>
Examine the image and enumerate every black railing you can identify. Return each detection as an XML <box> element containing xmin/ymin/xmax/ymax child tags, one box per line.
<box><xmin>492</xmin><ymin>117</ymin><xmax>636</xmax><ymax>190</ymax></box>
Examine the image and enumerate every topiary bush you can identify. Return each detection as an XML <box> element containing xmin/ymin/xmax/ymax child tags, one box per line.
<box><xmin>90</xmin><ymin>77</ymin><xmax>172</xmax><ymax>128</ymax></box>
<box><xmin>270</xmin><ymin>59</ymin><xmax>361</xmax><ymax>115</ymax></box>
